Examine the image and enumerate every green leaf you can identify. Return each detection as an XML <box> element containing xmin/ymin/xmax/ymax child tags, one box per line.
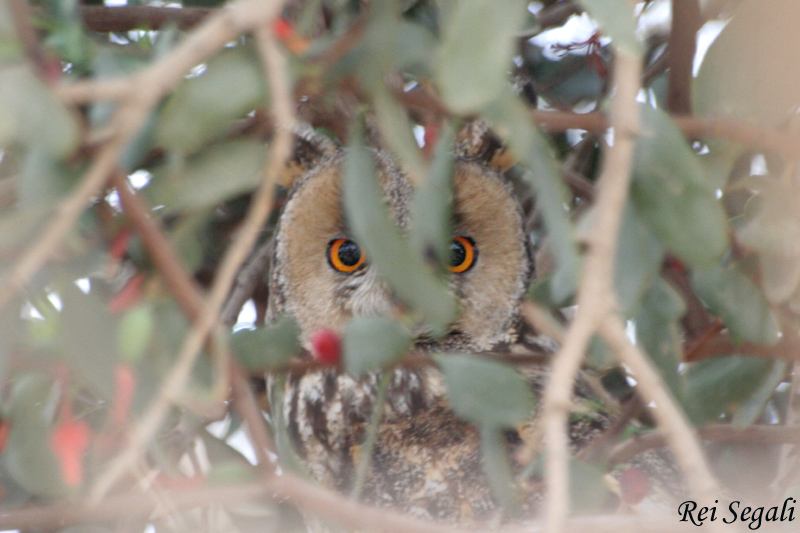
<box><xmin>343</xmin><ymin>317</ymin><xmax>413</xmax><ymax>378</ymax></box>
<box><xmin>343</xmin><ymin>121</ymin><xmax>457</xmax><ymax>335</ymax></box>
<box><xmin>614</xmin><ymin>204</ymin><xmax>664</xmax><ymax>316</ymax></box>
<box><xmin>155</xmin><ymin>46</ymin><xmax>267</xmax><ymax>153</ymax></box>
<box><xmin>373</xmin><ymin>88</ymin><xmax>428</xmax><ymax>188</ymax></box>
<box><xmin>0</xmin><ymin>64</ymin><xmax>79</xmax><ymax>158</ymax></box>
<box><xmin>150</xmin><ymin>139</ymin><xmax>266</xmax><ymax>213</ymax></box>
<box><xmin>569</xmin><ymin>459</ymin><xmax>609</xmax><ymax>512</ymax></box>
<box><xmin>4</xmin><ymin>373</ymin><xmax>64</xmax><ymax>497</ymax></box>
<box><xmin>58</xmin><ymin>282</ymin><xmax>119</xmax><ymax>400</ymax></box>
<box><xmin>18</xmin><ymin>148</ymin><xmax>80</xmax><ymax>209</ymax></box>
<box><xmin>731</xmin><ymin>360</ymin><xmax>786</xmax><ymax>429</ymax></box>
<box><xmin>578</xmin><ymin>0</ymin><xmax>641</xmax><ymax>56</ymax></box>
<box><xmin>631</xmin><ymin>104</ymin><xmax>728</xmax><ymax>268</ymax></box>
<box><xmin>207</xmin><ymin>460</ymin><xmax>258</xmax><ymax>485</ymax></box>
<box><xmin>634</xmin><ymin>278</ymin><xmax>685</xmax><ymax>399</ymax></box>
<box><xmin>230</xmin><ymin>316</ymin><xmax>302</xmax><ymax>372</ymax></box>
<box><xmin>410</xmin><ymin>121</ymin><xmax>456</xmax><ymax>264</ymax></box>
<box><xmin>117</xmin><ymin>304</ymin><xmax>155</xmax><ymax>364</ymax></box>
<box><xmin>484</xmin><ymin>93</ymin><xmax>580</xmax><ymax>302</ymax></box>
<box><xmin>694</xmin><ymin>0</ymin><xmax>800</xmax><ymax>128</ymax></box>
<box><xmin>436</xmin><ymin>0</ymin><xmax>528</xmax><ymax>113</ymax></box>
<box><xmin>435</xmin><ymin>353</ymin><xmax>535</xmax><ymax>428</ymax></box>
<box><xmin>683</xmin><ymin>356</ymin><xmax>781</xmax><ymax>426</ymax></box>
<box><xmin>480</xmin><ymin>426</ymin><xmax>519</xmax><ymax>515</ymax></box>
<box><xmin>692</xmin><ymin>263</ymin><xmax>780</xmax><ymax>346</ymax></box>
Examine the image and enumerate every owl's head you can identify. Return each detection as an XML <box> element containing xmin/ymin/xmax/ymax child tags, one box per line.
<box><xmin>268</xmin><ymin>149</ymin><xmax>532</xmax><ymax>353</ymax></box>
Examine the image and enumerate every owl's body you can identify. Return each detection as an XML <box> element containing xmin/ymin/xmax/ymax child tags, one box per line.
<box><xmin>267</xmin><ymin>135</ymin><xmax>565</xmax><ymax>522</ymax></box>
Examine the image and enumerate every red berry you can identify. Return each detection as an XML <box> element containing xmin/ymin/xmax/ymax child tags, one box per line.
<box><xmin>272</xmin><ymin>18</ymin><xmax>293</xmax><ymax>41</ymax></box>
<box><xmin>51</xmin><ymin>418</ymin><xmax>91</xmax><ymax>487</ymax></box>
<box><xmin>111</xmin><ymin>365</ymin><xmax>137</xmax><ymax>427</ymax></box>
<box><xmin>109</xmin><ymin>228</ymin><xmax>132</xmax><ymax>261</ymax></box>
<box><xmin>310</xmin><ymin>329</ymin><xmax>341</xmax><ymax>366</ymax></box>
<box><xmin>0</xmin><ymin>422</ymin><xmax>8</xmax><ymax>454</ymax></box>
<box><xmin>109</xmin><ymin>273</ymin><xmax>145</xmax><ymax>314</ymax></box>
<box><xmin>619</xmin><ymin>467</ymin><xmax>648</xmax><ymax>505</ymax></box>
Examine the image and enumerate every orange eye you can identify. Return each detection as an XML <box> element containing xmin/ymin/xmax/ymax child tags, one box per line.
<box><xmin>327</xmin><ymin>238</ymin><xmax>366</xmax><ymax>273</ymax></box>
<box><xmin>448</xmin><ymin>236</ymin><xmax>477</xmax><ymax>274</ymax></box>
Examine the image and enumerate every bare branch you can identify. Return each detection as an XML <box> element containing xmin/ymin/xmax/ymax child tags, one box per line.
<box><xmin>542</xmin><ymin>50</ymin><xmax>644</xmax><ymax>533</ymax></box>
<box><xmin>599</xmin><ymin>315</ymin><xmax>722</xmax><ymax>506</ymax></box>
<box><xmin>113</xmin><ymin>173</ymin><xmax>205</xmax><ymax>321</ymax></box>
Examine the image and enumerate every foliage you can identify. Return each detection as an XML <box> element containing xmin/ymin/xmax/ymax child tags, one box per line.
<box><xmin>0</xmin><ymin>0</ymin><xmax>799</xmax><ymax>531</ymax></box>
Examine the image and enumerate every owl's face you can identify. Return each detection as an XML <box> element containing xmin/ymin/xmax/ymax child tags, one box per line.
<box><xmin>269</xmin><ymin>152</ymin><xmax>532</xmax><ymax>352</ymax></box>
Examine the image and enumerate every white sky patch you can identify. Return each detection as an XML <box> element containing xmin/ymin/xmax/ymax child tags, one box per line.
<box><xmin>529</xmin><ymin>13</ymin><xmax>601</xmax><ymax>60</ymax></box>
<box><xmin>695</xmin><ymin>19</ymin><xmax>728</xmax><ymax>75</ymax></box>
<box><xmin>636</xmin><ymin>0</ymin><xmax>671</xmax><ymax>40</ymax></box>
<box><xmin>106</xmin><ymin>189</ymin><xmax>121</xmax><ymax>210</ymax></box>
<box><xmin>751</xmin><ymin>154</ymin><xmax>768</xmax><ymax>176</ymax></box>
<box><xmin>207</xmin><ymin>417</ymin><xmax>259</xmax><ymax>465</ymax></box>
<box><xmin>413</xmin><ymin>124</ymin><xmax>426</xmax><ymax>148</ymax></box>
<box><xmin>75</xmin><ymin>278</ymin><xmax>91</xmax><ymax>294</ymax></box>
<box><xmin>234</xmin><ymin>299</ymin><xmax>258</xmax><ymax>331</ymax></box>
<box><xmin>129</xmin><ymin>169</ymin><xmax>153</xmax><ymax>189</ymax></box>
<box><xmin>47</xmin><ymin>292</ymin><xmax>63</xmax><ymax>311</ymax></box>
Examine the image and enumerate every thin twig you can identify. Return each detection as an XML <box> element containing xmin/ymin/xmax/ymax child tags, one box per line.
<box><xmin>542</xmin><ymin>51</ymin><xmax>643</xmax><ymax>533</ymax></box>
<box><xmin>599</xmin><ymin>315</ymin><xmax>721</xmax><ymax>507</ymax></box>
<box><xmin>8</xmin><ymin>0</ymin><xmax>57</xmax><ymax>81</ymax></box>
<box><xmin>220</xmin><ymin>235</ymin><xmax>273</xmax><ymax>326</ymax></box>
<box><xmin>113</xmin><ymin>173</ymin><xmax>205</xmax><ymax>320</ymax></box>
<box><xmin>89</xmin><ymin>4</ymin><xmax>294</xmax><ymax>501</ymax></box>
<box><xmin>230</xmin><ymin>360</ymin><xmax>276</xmax><ymax>472</ymax></box>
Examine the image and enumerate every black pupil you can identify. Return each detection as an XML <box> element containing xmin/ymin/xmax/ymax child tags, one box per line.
<box><xmin>338</xmin><ymin>240</ymin><xmax>362</xmax><ymax>267</ymax></box>
<box><xmin>450</xmin><ymin>240</ymin><xmax>466</xmax><ymax>267</ymax></box>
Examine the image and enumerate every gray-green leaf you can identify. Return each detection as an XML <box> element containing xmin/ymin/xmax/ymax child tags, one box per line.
<box><xmin>343</xmin><ymin>317</ymin><xmax>413</xmax><ymax>378</ymax></box>
<box><xmin>631</xmin><ymin>104</ymin><xmax>728</xmax><ymax>268</ymax></box>
<box><xmin>435</xmin><ymin>353</ymin><xmax>535</xmax><ymax>429</ymax></box>
<box><xmin>230</xmin><ymin>316</ymin><xmax>302</xmax><ymax>372</ymax></box>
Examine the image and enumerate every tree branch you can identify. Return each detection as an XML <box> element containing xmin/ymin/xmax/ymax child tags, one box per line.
<box><xmin>599</xmin><ymin>315</ymin><xmax>720</xmax><ymax>504</ymax></box>
<box><xmin>542</xmin><ymin>51</ymin><xmax>644</xmax><ymax>533</ymax></box>
<box><xmin>667</xmin><ymin>0</ymin><xmax>701</xmax><ymax>115</ymax></box>
<box><xmin>113</xmin><ymin>173</ymin><xmax>205</xmax><ymax>321</ymax></box>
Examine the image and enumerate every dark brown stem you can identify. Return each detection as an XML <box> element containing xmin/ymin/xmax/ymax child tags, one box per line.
<box><xmin>112</xmin><ymin>173</ymin><xmax>205</xmax><ymax>321</ymax></box>
<box><xmin>7</xmin><ymin>0</ymin><xmax>58</xmax><ymax>81</ymax></box>
<box><xmin>667</xmin><ymin>0</ymin><xmax>701</xmax><ymax>115</ymax></box>
<box><xmin>230</xmin><ymin>360</ymin><xmax>277</xmax><ymax>473</ymax></box>
<box><xmin>80</xmin><ymin>5</ymin><xmax>212</xmax><ymax>32</ymax></box>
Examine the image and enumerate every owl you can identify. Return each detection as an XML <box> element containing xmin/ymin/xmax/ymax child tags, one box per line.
<box><xmin>265</xmin><ymin>127</ymin><xmax>570</xmax><ymax>523</ymax></box>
